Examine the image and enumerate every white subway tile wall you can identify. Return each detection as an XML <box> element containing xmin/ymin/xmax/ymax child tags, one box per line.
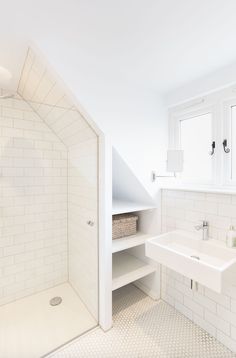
<box><xmin>0</xmin><ymin>95</ymin><xmax>68</xmax><ymax>306</ymax></box>
<box><xmin>162</xmin><ymin>189</ymin><xmax>236</xmax><ymax>352</ymax></box>
<box><xmin>18</xmin><ymin>48</ymin><xmax>99</xmax><ymax>320</ymax></box>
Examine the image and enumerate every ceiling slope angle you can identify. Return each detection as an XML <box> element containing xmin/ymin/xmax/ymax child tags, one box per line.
<box><xmin>17</xmin><ymin>46</ymin><xmax>103</xmax><ymax>147</ymax></box>
<box><xmin>112</xmin><ymin>147</ymin><xmax>155</xmax><ymax>208</ymax></box>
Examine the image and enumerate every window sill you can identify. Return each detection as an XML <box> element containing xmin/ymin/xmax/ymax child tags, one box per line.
<box><xmin>161</xmin><ymin>184</ymin><xmax>236</xmax><ymax>195</ymax></box>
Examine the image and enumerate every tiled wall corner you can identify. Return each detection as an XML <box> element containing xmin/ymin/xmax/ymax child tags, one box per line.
<box><xmin>161</xmin><ymin>189</ymin><xmax>236</xmax><ymax>352</ymax></box>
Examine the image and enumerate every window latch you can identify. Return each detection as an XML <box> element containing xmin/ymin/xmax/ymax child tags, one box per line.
<box><xmin>223</xmin><ymin>139</ymin><xmax>230</xmax><ymax>153</ymax></box>
<box><xmin>209</xmin><ymin>141</ymin><xmax>215</xmax><ymax>156</ymax></box>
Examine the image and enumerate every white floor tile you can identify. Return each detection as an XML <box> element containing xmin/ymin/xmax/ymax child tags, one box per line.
<box><xmin>50</xmin><ymin>284</ymin><xmax>236</xmax><ymax>358</ymax></box>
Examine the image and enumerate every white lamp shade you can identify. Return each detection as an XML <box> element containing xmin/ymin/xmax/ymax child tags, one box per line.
<box><xmin>166</xmin><ymin>150</ymin><xmax>184</xmax><ymax>173</ymax></box>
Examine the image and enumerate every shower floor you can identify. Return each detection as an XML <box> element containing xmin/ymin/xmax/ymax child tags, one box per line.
<box><xmin>0</xmin><ymin>282</ymin><xmax>97</xmax><ymax>358</ymax></box>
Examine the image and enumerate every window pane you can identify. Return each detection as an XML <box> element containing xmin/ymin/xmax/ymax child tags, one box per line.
<box><xmin>231</xmin><ymin>106</ymin><xmax>236</xmax><ymax>181</ymax></box>
<box><xmin>180</xmin><ymin>113</ymin><xmax>212</xmax><ymax>181</ymax></box>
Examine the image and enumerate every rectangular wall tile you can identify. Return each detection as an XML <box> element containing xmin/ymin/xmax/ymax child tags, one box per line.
<box><xmin>161</xmin><ymin>188</ymin><xmax>236</xmax><ymax>352</ymax></box>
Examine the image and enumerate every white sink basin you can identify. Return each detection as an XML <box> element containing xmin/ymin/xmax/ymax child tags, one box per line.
<box><xmin>146</xmin><ymin>230</ymin><xmax>236</xmax><ymax>293</ymax></box>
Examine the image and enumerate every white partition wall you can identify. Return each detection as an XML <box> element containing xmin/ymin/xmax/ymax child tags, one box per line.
<box><xmin>68</xmin><ymin>136</ymin><xmax>98</xmax><ymax>319</ymax></box>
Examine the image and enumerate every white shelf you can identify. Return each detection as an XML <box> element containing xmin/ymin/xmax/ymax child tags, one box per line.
<box><xmin>112</xmin><ymin>252</ymin><xmax>156</xmax><ymax>291</ymax></box>
<box><xmin>112</xmin><ymin>232</ymin><xmax>155</xmax><ymax>253</ymax></box>
<box><xmin>112</xmin><ymin>199</ymin><xmax>155</xmax><ymax>215</ymax></box>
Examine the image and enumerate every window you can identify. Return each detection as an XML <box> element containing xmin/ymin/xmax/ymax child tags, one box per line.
<box><xmin>179</xmin><ymin>112</ymin><xmax>213</xmax><ymax>182</ymax></box>
<box><xmin>169</xmin><ymin>89</ymin><xmax>236</xmax><ymax>188</ymax></box>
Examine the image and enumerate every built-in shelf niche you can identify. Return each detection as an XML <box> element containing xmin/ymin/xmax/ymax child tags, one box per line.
<box><xmin>112</xmin><ymin>201</ymin><xmax>161</xmax><ymax>295</ymax></box>
<box><xmin>112</xmin><ymin>251</ymin><xmax>156</xmax><ymax>291</ymax></box>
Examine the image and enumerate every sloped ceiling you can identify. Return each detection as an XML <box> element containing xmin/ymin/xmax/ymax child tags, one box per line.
<box><xmin>17</xmin><ymin>48</ymin><xmax>98</xmax><ymax>148</ymax></box>
<box><xmin>1</xmin><ymin>1</ymin><xmax>236</xmax><ymax>94</ymax></box>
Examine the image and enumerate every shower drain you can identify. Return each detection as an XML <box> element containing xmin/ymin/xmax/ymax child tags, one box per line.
<box><xmin>50</xmin><ymin>296</ymin><xmax>62</xmax><ymax>306</ymax></box>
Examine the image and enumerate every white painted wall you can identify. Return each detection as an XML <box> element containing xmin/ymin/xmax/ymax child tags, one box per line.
<box><xmin>165</xmin><ymin>62</ymin><xmax>236</xmax><ymax>107</ymax></box>
<box><xmin>33</xmin><ymin>48</ymin><xmax>169</xmax><ymax>199</ymax></box>
<box><xmin>95</xmin><ymin>92</ymin><xmax>168</xmax><ymax>198</ymax></box>
<box><xmin>29</xmin><ymin>45</ymin><xmax>168</xmax><ymax>199</ymax></box>
<box><xmin>112</xmin><ymin>148</ymin><xmax>154</xmax><ymax>205</ymax></box>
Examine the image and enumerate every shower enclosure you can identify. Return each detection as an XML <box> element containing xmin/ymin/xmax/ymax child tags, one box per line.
<box><xmin>0</xmin><ymin>48</ymin><xmax>100</xmax><ymax>357</ymax></box>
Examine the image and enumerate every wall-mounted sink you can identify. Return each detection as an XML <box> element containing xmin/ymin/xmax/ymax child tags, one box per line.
<box><xmin>145</xmin><ymin>230</ymin><xmax>236</xmax><ymax>293</ymax></box>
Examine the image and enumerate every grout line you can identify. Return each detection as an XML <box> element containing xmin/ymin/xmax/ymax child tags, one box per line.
<box><xmin>17</xmin><ymin>47</ymin><xmax>32</xmax><ymax>95</ymax></box>
<box><xmin>17</xmin><ymin>92</ymin><xmax>68</xmax><ymax>148</ymax></box>
<box><xmin>66</xmin><ymin>149</ymin><xmax>69</xmax><ymax>282</ymax></box>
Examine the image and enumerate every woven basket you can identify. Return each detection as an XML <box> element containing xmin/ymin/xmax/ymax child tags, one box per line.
<box><xmin>112</xmin><ymin>213</ymin><xmax>138</xmax><ymax>240</ymax></box>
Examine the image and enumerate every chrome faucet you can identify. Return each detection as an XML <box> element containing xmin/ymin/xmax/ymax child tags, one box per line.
<box><xmin>195</xmin><ymin>221</ymin><xmax>209</xmax><ymax>240</ymax></box>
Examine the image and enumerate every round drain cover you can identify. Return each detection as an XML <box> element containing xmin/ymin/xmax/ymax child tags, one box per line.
<box><xmin>50</xmin><ymin>296</ymin><xmax>62</xmax><ymax>306</ymax></box>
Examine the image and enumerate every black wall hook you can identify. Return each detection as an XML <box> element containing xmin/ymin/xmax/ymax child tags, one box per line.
<box><xmin>223</xmin><ymin>139</ymin><xmax>230</xmax><ymax>153</ymax></box>
<box><xmin>209</xmin><ymin>141</ymin><xmax>215</xmax><ymax>156</ymax></box>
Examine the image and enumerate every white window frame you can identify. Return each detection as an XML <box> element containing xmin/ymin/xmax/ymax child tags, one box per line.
<box><xmin>169</xmin><ymin>104</ymin><xmax>218</xmax><ymax>186</ymax></box>
<box><xmin>222</xmin><ymin>99</ymin><xmax>236</xmax><ymax>187</ymax></box>
<box><xmin>169</xmin><ymin>86</ymin><xmax>236</xmax><ymax>189</ymax></box>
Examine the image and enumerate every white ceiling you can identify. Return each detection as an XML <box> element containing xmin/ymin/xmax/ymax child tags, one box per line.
<box><xmin>1</xmin><ymin>0</ymin><xmax>236</xmax><ymax>94</ymax></box>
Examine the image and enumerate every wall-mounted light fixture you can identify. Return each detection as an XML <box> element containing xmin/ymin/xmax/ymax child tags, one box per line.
<box><xmin>152</xmin><ymin>149</ymin><xmax>184</xmax><ymax>182</ymax></box>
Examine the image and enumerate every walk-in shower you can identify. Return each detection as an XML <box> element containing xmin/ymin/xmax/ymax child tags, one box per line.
<box><xmin>0</xmin><ymin>48</ymin><xmax>99</xmax><ymax>357</ymax></box>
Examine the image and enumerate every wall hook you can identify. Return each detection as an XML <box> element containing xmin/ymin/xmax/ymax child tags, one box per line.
<box><xmin>209</xmin><ymin>141</ymin><xmax>215</xmax><ymax>156</ymax></box>
<box><xmin>87</xmin><ymin>220</ymin><xmax>95</xmax><ymax>227</ymax></box>
<box><xmin>223</xmin><ymin>139</ymin><xmax>230</xmax><ymax>153</ymax></box>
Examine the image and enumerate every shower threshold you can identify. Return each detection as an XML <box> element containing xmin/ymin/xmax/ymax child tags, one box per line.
<box><xmin>0</xmin><ymin>283</ymin><xmax>97</xmax><ymax>358</ymax></box>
